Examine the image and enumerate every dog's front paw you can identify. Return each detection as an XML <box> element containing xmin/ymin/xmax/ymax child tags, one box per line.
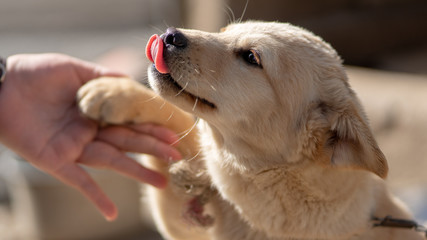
<box><xmin>169</xmin><ymin>160</ymin><xmax>215</xmax><ymax>227</ymax></box>
<box><xmin>77</xmin><ymin>77</ymin><xmax>142</xmax><ymax>125</ymax></box>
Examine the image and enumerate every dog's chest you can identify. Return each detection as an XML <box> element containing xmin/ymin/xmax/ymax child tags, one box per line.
<box><xmin>201</xmin><ymin>143</ymin><xmax>379</xmax><ymax>239</ymax></box>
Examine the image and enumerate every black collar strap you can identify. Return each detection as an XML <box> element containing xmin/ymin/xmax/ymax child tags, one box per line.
<box><xmin>372</xmin><ymin>216</ymin><xmax>427</xmax><ymax>237</ymax></box>
<box><xmin>0</xmin><ymin>56</ymin><xmax>6</xmax><ymax>85</ymax></box>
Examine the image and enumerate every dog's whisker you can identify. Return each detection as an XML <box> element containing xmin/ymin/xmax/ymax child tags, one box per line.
<box><xmin>177</xmin><ymin>74</ymin><xmax>184</xmax><ymax>82</ymax></box>
<box><xmin>166</xmin><ymin>111</ymin><xmax>174</xmax><ymax>122</ymax></box>
<box><xmin>175</xmin><ymin>118</ymin><xmax>198</xmax><ymax>137</ymax></box>
<box><xmin>192</xmin><ymin>97</ymin><xmax>199</xmax><ymax>112</ymax></box>
<box><xmin>173</xmin><ymin>74</ymin><xmax>184</xmax><ymax>86</ymax></box>
<box><xmin>142</xmin><ymin>95</ymin><xmax>160</xmax><ymax>103</ymax></box>
<box><xmin>223</xmin><ymin>4</ymin><xmax>236</xmax><ymax>24</ymax></box>
<box><xmin>201</xmin><ymin>79</ymin><xmax>217</xmax><ymax>92</ymax></box>
<box><xmin>186</xmin><ymin>148</ymin><xmax>202</xmax><ymax>162</ymax></box>
<box><xmin>237</xmin><ymin>0</ymin><xmax>250</xmax><ymax>23</ymax></box>
<box><xmin>199</xmin><ymin>70</ymin><xmax>218</xmax><ymax>91</ymax></box>
<box><xmin>149</xmin><ymin>24</ymin><xmax>165</xmax><ymax>34</ymax></box>
<box><xmin>130</xmin><ymin>34</ymin><xmax>147</xmax><ymax>42</ymax></box>
<box><xmin>171</xmin><ymin>118</ymin><xmax>200</xmax><ymax>146</ymax></box>
<box><xmin>175</xmin><ymin>81</ymin><xmax>189</xmax><ymax>96</ymax></box>
<box><xmin>193</xmin><ymin>79</ymin><xmax>204</xmax><ymax>111</ymax></box>
<box><xmin>162</xmin><ymin>20</ymin><xmax>170</xmax><ymax>29</ymax></box>
<box><xmin>159</xmin><ymin>99</ymin><xmax>167</xmax><ymax>109</ymax></box>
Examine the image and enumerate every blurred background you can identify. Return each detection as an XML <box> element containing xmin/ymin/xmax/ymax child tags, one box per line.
<box><xmin>0</xmin><ymin>0</ymin><xmax>426</xmax><ymax>239</ymax></box>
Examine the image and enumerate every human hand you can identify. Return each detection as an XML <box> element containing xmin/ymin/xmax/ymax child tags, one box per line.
<box><xmin>0</xmin><ymin>53</ymin><xmax>182</xmax><ymax>220</ymax></box>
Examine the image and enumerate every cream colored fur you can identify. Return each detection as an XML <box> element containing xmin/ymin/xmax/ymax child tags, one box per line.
<box><xmin>77</xmin><ymin>21</ymin><xmax>423</xmax><ymax>239</ymax></box>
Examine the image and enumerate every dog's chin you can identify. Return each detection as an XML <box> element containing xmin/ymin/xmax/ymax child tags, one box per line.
<box><xmin>148</xmin><ymin>65</ymin><xmax>217</xmax><ymax>110</ymax></box>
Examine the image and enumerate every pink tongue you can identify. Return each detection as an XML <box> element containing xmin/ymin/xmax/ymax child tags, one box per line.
<box><xmin>146</xmin><ymin>35</ymin><xmax>169</xmax><ymax>74</ymax></box>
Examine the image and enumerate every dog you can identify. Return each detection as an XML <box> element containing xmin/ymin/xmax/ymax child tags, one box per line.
<box><xmin>77</xmin><ymin>21</ymin><xmax>424</xmax><ymax>239</ymax></box>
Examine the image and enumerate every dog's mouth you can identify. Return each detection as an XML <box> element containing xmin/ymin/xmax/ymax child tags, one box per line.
<box><xmin>146</xmin><ymin>35</ymin><xmax>216</xmax><ymax>110</ymax></box>
<box><xmin>150</xmin><ymin>67</ymin><xmax>216</xmax><ymax>109</ymax></box>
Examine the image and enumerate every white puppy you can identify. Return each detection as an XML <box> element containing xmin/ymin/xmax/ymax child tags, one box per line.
<box><xmin>78</xmin><ymin>21</ymin><xmax>424</xmax><ymax>240</ymax></box>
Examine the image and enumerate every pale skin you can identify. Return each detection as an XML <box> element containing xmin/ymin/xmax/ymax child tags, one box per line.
<box><xmin>0</xmin><ymin>53</ymin><xmax>182</xmax><ymax>221</ymax></box>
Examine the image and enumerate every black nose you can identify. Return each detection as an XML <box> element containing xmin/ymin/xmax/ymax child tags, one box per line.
<box><xmin>162</xmin><ymin>27</ymin><xmax>188</xmax><ymax>48</ymax></box>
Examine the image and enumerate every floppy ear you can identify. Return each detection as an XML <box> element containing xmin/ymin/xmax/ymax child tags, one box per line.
<box><xmin>325</xmin><ymin>101</ymin><xmax>388</xmax><ymax>178</ymax></box>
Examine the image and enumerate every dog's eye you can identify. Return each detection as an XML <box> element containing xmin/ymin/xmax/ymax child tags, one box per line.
<box><xmin>241</xmin><ymin>50</ymin><xmax>262</xmax><ymax>67</ymax></box>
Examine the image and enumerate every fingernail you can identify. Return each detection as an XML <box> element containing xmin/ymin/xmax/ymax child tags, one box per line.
<box><xmin>104</xmin><ymin>208</ymin><xmax>118</xmax><ymax>222</ymax></box>
<box><xmin>168</xmin><ymin>152</ymin><xmax>182</xmax><ymax>162</ymax></box>
<box><xmin>165</xmin><ymin>147</ymin><xmax>182</xmax><ymax>161</ymax></box>
<box><xmin>105</xmin><ymin>215</ymin><xmax>117</xmax><ymax>222</ymax></box>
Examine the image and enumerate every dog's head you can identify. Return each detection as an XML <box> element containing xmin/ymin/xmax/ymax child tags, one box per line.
<box><xmin>147</xmin><ymin>21</ymin><xmax>387</xmax><ymax>178</ymax></box>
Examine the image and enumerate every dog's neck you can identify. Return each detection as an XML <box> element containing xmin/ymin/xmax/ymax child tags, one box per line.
<box><xmin>198</xmin><ymin>119</ymin><xmax>298</xmax><ymax>173</ymax></box>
